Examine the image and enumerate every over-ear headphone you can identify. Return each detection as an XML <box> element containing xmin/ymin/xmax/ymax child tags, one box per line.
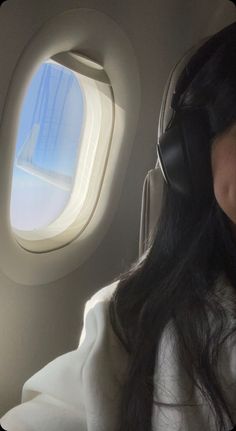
<box><xmin>157</xmin><ymin>37</ymin><xmax>212</xmax><ymax>201</ymax></box>
<box><xmin>156</xmin><ymin>22</ymin><xmax>236</xmax><ymax>204</ymax></box>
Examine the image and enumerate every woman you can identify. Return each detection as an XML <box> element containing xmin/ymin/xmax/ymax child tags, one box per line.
<box><xmin>1</xmin><ymin>20</ymin><xmax>236</xmax><ymax>431</ymax></box>
<box><xmin>109</xmin><ymin>20</ymin><xmax>236</xmax><ymax>431</ymax></box>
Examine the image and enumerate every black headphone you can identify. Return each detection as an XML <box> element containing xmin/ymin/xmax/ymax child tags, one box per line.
<box><xmin>156</xmin><ymin>37</ymin><xmax>212</xmax><ymax>202</ymax></box>
<box><xmin>157</xmin><ymin>21</ymin><xmax>236</xmax><ymax>203</ymax></box>
<box><xmin>156</xmin><ymin>22</ymin><xmax>236</xmax><ymax>204</ymax></box>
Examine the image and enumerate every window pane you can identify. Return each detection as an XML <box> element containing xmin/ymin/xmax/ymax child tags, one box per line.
<box><xmin>10</xmin><ymin>61</ymin><xmax>84</xmax><ymax>231</ymax></box>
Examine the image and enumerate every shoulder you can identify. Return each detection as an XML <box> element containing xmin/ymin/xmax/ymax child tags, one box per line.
<box><xmin>87</xmin><ymin>278</ymin><xmax>120</xmax><ymax>309</ymax></box>
<box><xmin>79</xmin><ymin>279</ymin><xmax>120</xmax><ymax>338</ymax></box>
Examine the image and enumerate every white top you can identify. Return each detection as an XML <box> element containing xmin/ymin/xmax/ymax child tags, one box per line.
<box><xmin>1</xmin><ymin>275</ymin><xmax>236</xmax><ymax>431</ymax></box>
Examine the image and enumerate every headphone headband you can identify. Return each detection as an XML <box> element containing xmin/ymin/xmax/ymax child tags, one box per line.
<box><xmin>156</xmin><ymin>34</ymin><xmax>216</xmax><ymax>202</ymax></box>
<box><xmin>157</xmin><ymin>36</ymin><xmax>211</xmax><ymax>150</ymax></box>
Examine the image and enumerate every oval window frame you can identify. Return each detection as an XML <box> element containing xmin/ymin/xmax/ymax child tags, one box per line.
<box><xmin>12</xmin><ymin>52</ymin><xmax>115</xmax><ymax>253</ymax></box>
<box><xmin>0</xmin><ymin>7</ymin><xmax>141</xmax><ymax>284</ymax></box>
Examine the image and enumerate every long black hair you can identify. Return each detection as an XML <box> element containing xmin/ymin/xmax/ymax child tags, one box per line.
<box><xmin>109</xmin><ymin>21</ymin><xmax>236</xmax><ymax>431</ymax></box>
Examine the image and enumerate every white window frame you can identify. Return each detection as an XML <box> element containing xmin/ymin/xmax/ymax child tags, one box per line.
<box><xmin>12</xmin><ymin>52</ymin><xmax>114</xmax><ymax>252</ymax></box>
<box><xmin>0</xmin><ymin>7</ymin><xmax>141</xmax><ymax>285</ymax></box>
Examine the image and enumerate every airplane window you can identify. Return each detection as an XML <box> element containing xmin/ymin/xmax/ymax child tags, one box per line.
<box><xmin>10</xmin><ymin>60</ymin><xmax>84</xmax><ymax>231</ymax></box>
<box><xmin>9</xmin><ymin>52</ymin><xmax>114</xmax><ymax>252</ymax></box>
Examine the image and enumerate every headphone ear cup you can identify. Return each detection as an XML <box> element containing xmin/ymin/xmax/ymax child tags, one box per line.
<box><xmin>181</xmin><ymin>109</ymin><xmax>213</xmax><ymax>204</ymax></box>
<box><xmin>158</xmin><ymin>121</ymin><xmax>192</xmax><ymax>196</ymax></box>
<box><xmin>158</xmin><ymin>109</ymin><xmax>213</xmax><ymax>204</ymax></box>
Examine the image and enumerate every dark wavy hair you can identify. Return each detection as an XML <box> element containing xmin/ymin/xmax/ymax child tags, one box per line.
<box><xmin>109</xmin><ymin>21</ymin><xmax>236</xmax><ymax>431</ymax></box>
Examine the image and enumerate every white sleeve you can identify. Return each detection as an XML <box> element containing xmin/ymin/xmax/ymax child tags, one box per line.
<box><xmin>0</xmin><ymin>282</ymin><xmax>129</xmax><ymax>431</ymax></box>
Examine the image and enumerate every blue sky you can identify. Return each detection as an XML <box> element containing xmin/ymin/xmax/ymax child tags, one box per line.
<box><xmin>10</xmin><ymin>61</ymin><xmax>84</xmax><ymax>231</ymax></box>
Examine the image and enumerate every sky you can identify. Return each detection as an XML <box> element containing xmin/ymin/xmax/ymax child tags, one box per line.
<box><xmin>10</xmin><ymin>61</ymin><xmax>84</xmax><ymax>231</ymax></box>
